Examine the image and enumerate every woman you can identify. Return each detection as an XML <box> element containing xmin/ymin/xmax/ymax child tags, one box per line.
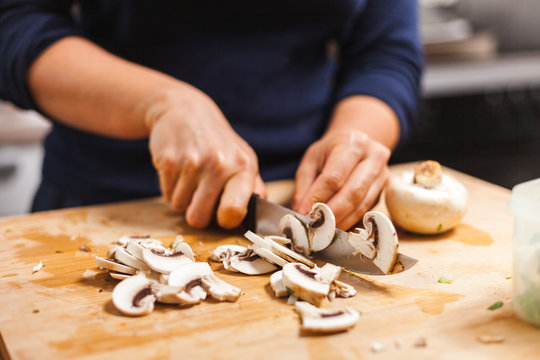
<box><xmin>0</xmin><ymin>0</ymin><xmax>422</xmax><ymax>230</ymax></box>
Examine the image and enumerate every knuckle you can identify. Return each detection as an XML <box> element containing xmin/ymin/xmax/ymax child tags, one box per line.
<box><xmin>182</xmin><ymin>153</ymin><xmax>201</xmax><ymax>172</ymax></box>
<box><xmin>322</xmin><ymin>171</ymin><xmax>345</xmax><ymax>191</ymax></box>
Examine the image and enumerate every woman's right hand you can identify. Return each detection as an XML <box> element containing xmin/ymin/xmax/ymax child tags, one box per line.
<box><xmin>145</xmin><ymin>87</ymin><xmax>266</xmax><ymax>229</ymax></box>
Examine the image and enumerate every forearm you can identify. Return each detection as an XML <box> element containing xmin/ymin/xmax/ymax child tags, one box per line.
<box><xmin>327</xmin><ymin>95</ymin><xmax>400</xmax><ymax>150</ymax></box>
<box><xmin>28</xmin><ymin>36</ymin><xmax>199</xmax><ymax>139</ymax></box>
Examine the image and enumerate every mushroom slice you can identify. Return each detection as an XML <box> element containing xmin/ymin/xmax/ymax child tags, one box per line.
<box><xmin>151</xmin><ymin>283</ymin><xmax>185</xmax><ymax>304</ymax></box>
<box><xmin>142</xmin><ymin>246</ymin><xmax>194</xmax><ymax>274</ymax></box>
<box><xmin>168</xmin><ymin>262</ymin><xmax>213</xmax><ymax>305</ymax></box>
<box><xmin>316</xmin><ymin>263</ymin><xmax>342</xmax><ymax>284</ymax></box>
<box><xmin>279</xmin><ymin>214</ymin><xmax>311</xmax><ymax>256</ymax></box>
<box><xmin>209</xmin><ymin>245</ymin><xmax>248</xmax><ymax>262</ymax></box>
<box><xmin>244</xmin><ymin>231</ymin><xmax>315</xmax><ymax>268</ymax></box>
<box><xmin>331</xmin><ymin>280</ymin><xmax>357</xmax><ymax>298</ymax></box>
<box><xmin>109</xmin><ymin>271</ymin><xmax>133</xmax><ymax>280</ymax></box>
<box><xmin>295</xmin><ymin>301</ymin><xmax>359</xmax><ymax>333</ymax></box>
<box><xmin>282</xmin><ymin>262</ymin><xmax>330</xmax><ymax>307</ymax></box>
<box><xmin>95</xmin><ymin>256</ymin><xmax>137</xmax><ymax>275</ymax></box>
<box><xmin>112</xmin><ymin>274</ymin><xmax>156</xmax><ymax>316</ymax></box>
<box><xmin>251</xmin><ymin>245</ymin><xmax>289</xmax><ymax>267</ymax></box>
<box><xmin>126</xmin><ymin>240</ymin><xmax>168</xmax><ymax>261</ymax></box>
<box><xmin>107</xmin><ymin>245</ymin><xmax>121</xmax><ymax>259</ymax></box>
<box><xmin>265</xmin><ymin>235</ymin><xmax>292</xmax><ymax>246</ymax></box>
<box><xmin>307</xmin><ymin>203</ymin><xmax>336</xmax><ymax>252</ymax></box>
<box><xmin>169</xmin><ymin>235</ymin><xmax>185</xmax><ymax>250</ymax></box>
<box><xmin>114</xmin><ymin>246</ymin><xmax>151</xmax><ymax>272</ymax></box>
<box><xmin>200</xmin><ymin>274</ymin><xmax>242</xmax><ymax>302</ymax></box>
<box><xmin>269</xmin><ymin>270</ymin><xmax>289</xmax><ymax>298</ymax></box>
<box><xmin>348</xmin><ymin>211</ymin><xmax>399</xmax><ymax>275</ymax></box>
<box><xmin>226</xmin><ymin>249</ymin><xmax>277</xmax><ymax>275</ymax></box>
<box><xmin>347</xmin><ymin>230</ymin><xmax>376</xmax><ymax>260</ymax></box>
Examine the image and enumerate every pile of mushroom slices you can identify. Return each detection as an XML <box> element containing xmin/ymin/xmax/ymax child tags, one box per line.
<box><xmin>210</xmin><ymin>203</ymin><xmax>400</xmax><ymax>333</ymax></box>
<box><xmin>95</xmin><ymin>235</ymin><xmax>241</xmax><ymax>316</ymax></box>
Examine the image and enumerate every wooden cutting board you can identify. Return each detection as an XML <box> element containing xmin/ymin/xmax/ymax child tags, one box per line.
<box><xmin>1</xmin><ymin>163</ymin><xmax>539</xmax><ymax>359</ymax></box>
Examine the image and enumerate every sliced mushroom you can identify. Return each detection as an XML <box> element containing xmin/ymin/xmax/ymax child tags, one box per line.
<box><xmin>112</xmin><ymin>274</ymin><xmax>156</xmax><ymax>316</ymax></box>
<box><xmin>278</xmin><ymin>214</ymin><xmax>311</xmax><ymax>256</ymax></box>
<box><xmin>114</xmin><ymin>246</ymin><xmax>151</xmax><ymax>272</ymax></box>
<box><xmin>347</xmin><ymin>211</ymin><xmax>399</xmax><ymax>274</ymax></box>
<box><xmin>265</xmin><ymin>235</ymin><xmax>292</xmax><ymax>246</ymax></box>
<box><xmin>316</xmin><ymin>263</ymin><xmax>341</xmax><ymax>284</ymax></box>
<box><xmin>209</xmin><ymin>245</ymin><xmax>248</xmax><ymax>262</ymax></box>
<box><xmin>331</xmin><ymin>280</ymin><xmax>357</xmax><ymax>298</ymax></box>
<box><xmin>109</xmin><ymin>271</ymin><xmax>133</xmax><ymax>280</ymax></box>
<box><xmin>294</xmin><ymin>301</ymin><xmax>359</xmax><ymax>333</ymax></box>
<box><xmin>385</xmin><ymin>160</ymin><xmax>468</xmax><ymax>234</ymax></box>
<box><xmin>281</xmin><ymin>262</ymin><xmax>330</xmax><ymax>307</ymax></box>
<box><xmin>226</xmin><ymin>249</ymin><xmax>277</xmax><ymax>275</ymax></box>
<box><xmin>347</xmin><ymin>231</ymin><xmax>376</xmax><ymax>260</ymax></box>
<box><xmin>142</xmin><ymin>246</ymin><xmax>194</xmax><ymax>274</ymax></box>
<box><xmin>151</xmin><ymin>282</ymin><xmax>184</xmax><ymax>304</ymax></box>
<box><xmin>307</xmin><ymin>203</ymin><xmax>336</xmax><ymax>252</ymax></box>
<box><xmin>95</xmin><ymin>256</ymin><xmax>138</xmax><ymax>275</ymax></box>
<box><xmin>126</xmin><ymin>240</ymin><xmax>168</xmax><ymax>261</ymax></box>
<box><xmin>169</xmin><ymin>235</ymin><xmax>185</xmax><ymax>250</ymax></box>
<box><xmin>107</xmin><ymin>245</ymin><xmax>121</xmax><ymax>259</ymax></box>
<box><xmin>200</xmin><ymin>274</ymin><xmax>242</xmax><ymax>302</ymax></box>
<box><xmin>244</xmin><ymin>231</ymin><xmax>315</xmax><ymax>268</ymax></box>
<box><xmin>168</xmin><ymin>262</ymin><xmax>213</xmax><ymax>305</ymax></box>
<box><xmin>251</xmin><ymin>245</ymin><xmax>289</xmax><ymax>267</ymax></box>
<box><xmin>269</xmin><ymin>270</ymin><xmax>289</xmax><ymax>298</ymax></box>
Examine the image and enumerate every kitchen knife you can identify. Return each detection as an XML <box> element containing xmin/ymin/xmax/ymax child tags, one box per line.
<box><xmin>244</xmin><ymin>194</ymin><xmax>417</xmax><ymax>275</ymax></box>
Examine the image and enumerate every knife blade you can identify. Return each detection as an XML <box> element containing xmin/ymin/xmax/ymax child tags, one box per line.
<box><xmin>244</xmin><ymin>194</ymin><xmax>417</xmax><ymax>275</ymax></box>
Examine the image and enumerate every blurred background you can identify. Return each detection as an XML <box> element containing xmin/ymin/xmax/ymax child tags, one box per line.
<box><xmin>1</xmin><ymin>0</ymin><xmax>540</xmax><ymax>216</ymax></box>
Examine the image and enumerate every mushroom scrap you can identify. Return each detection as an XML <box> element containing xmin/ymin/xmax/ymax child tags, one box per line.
<box><xmin>95</xmin><ymin>235</ymin><xmax>241</xmax><ymax>316</ymax></box>
<box><xmin>385</xmin><ymin>160</ymin><xmax>468</xmax><ymax>234</ymax></box>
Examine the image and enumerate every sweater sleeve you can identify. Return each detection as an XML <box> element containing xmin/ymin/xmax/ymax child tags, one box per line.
<box><xmin>0</xmin><ymin>0</ymin><xmax>83</xmax><ymax>110</ymax></box>
<box><xmin>333</xmin><ymin>0</ymin><xmax>423</xmax><ymax>146</ymax></box>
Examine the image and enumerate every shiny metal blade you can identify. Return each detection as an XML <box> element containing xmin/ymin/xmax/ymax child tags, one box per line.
<box><xmin>244</xmin><ymin>195</ymin><xmax>417</xmax><ymax>275</ymax></box>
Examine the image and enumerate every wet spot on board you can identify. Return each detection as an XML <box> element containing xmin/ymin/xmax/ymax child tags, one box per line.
<box><xmin>16</xmin><ymin>232</ymin><xmax>93</xmax><ymax>260</ymax></box>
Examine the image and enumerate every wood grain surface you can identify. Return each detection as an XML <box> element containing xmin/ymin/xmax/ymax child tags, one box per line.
<box><xmin>1</xmin><ymin>163</ymin><xmax>539</xmax><ymax>360</ymax></box>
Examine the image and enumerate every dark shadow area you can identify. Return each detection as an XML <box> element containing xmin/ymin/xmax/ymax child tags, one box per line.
<box><xmin>391</xmin><ymin>86</ymin><xmax>540</xmax><ymax>189</ymax></box>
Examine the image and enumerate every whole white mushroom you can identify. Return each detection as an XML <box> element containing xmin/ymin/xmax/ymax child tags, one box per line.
<box><xmin>385</xmin><ymin>160</ymin><xmax>468</xmax><ymax>234</ymax></box>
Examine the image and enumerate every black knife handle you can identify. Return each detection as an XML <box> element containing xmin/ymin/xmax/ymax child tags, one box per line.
<box><xmin>242</xmin><ymin>193</ymin><xmax>259</xmax><ymax>232</ymax></box>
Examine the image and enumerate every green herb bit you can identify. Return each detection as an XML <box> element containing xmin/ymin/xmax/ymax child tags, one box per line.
<box><xmin>437</xmin><ymin>224</ymin><xmax>443</xmax><ymax>231</ymax></box>
<box><xmin>33</xmin><ymin>309</ymin><xmax>39</xmax><ymax>313</ymax></box>
<box><xmin>347</xmin><ymin>269</ymin><xmax>355</xmax><ymax>277</ymax></box>
<box><xmin>104</xmin><ymin>278</ymin><xmax>110</xmax><ymax>282</ymax></box>
<box><xmin>438</xmin><ymin>277</ymin><xmax>453</xmax><ymax>284</ymax></box>
<box><xmin>169</xmin><ymin>242</ymin><xmax>174</xmax><ymax>249</ymax></box>
<box><xmin>6</xmin><ymin>228</ymin><xmax>12</xmax><ymax>233</ymax></box>
<box><xmin>488</xmin><ymin>301</ymin><xmax>504</xmax><ymax>311</ymax></box>
<box><xmin>506</xmin><ymin>276</ymin><xmax>512</xmax><ymax>280</ymax></box>
<box><xmin>286</xmin><ymin>286</ymin><xmax>294</xmax><ymax>295</ymax></box>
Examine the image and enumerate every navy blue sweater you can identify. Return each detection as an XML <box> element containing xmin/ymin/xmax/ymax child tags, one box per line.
<box><xmin>0</xmin><ymin>0</ymin><xmax>422</xmax><ymax>207</ymax></box>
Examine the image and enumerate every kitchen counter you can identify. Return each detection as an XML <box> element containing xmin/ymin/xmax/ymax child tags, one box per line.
<box><xmin>1</xmin><ymin>163</ymin><xmax>538</xmax><ymax>359</ymax></box>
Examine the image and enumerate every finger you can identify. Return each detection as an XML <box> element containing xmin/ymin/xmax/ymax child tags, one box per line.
<box><xmin>295</xmin><ymin>145</ymin><xmax>365</xmax><ymax>215</ymax></box>
<box><xmin>335</xmin><ymin>168</ymin><xmax>389</xmax><ymax>230</ymax></box>
<box><xmin>169</xmin><ymin>162</ymin><xmax>199</xmax><ymax>214</ymax></box>
<box><xmin>254</xmin><ymin>174</ymin><xmax>267</xmax><ymax>199</ymax></box>
<box><xmin>291</xmin><ymin>146</ymin><xmax>322</xmax><ymax>213</ymax></box>
<box><xmin>157</xmin><ymin>167</ymin><xmax>179</xmax><ymax>202</ymax></box>
<box><xmin>217</xmin><ymin>170</ymin><xmax>257</xmax><ymax>229</ymax></box>
<box><xmin>185</xmin><ymin>173</ymin><xmax>227</xmax><ymax>229</ymax></box>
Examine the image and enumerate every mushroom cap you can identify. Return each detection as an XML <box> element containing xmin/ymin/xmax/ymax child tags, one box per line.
<box><xmin>308</xmin><ymin>203</ymin><xmax>336</xmax><ymax>252</ymax></box>
<box><xmin>279</xmin><ymin>214</ymin><xmax>311</xmax><ymax>256</ymax></box>
<box><xmin>364</xmin><ymin>211</ymin><xmax>399</xmax><ymax>275</ymax></box>
<box><xmin>269</xmin><ymin>270</ymin><xmax>289</xmax><ymax>298</ymax></box>
<box><xmin>295</xmin><ymin>301</ymin><xmax>359</xmax><ymax>333</ymax></box>
<box><xmin>281</xmin><ymin>263</ymin><xmax>330</xmax><ymax>307</ymax></box>
<box><xmin>112</xmin><ymin>274</ymin><xmax>156</xmax><ymax>316</ymax></box>
<box><xmin>385</xmin><ymin>170</ymin><xmax>468</xmax><ymax>234</ymax></box>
